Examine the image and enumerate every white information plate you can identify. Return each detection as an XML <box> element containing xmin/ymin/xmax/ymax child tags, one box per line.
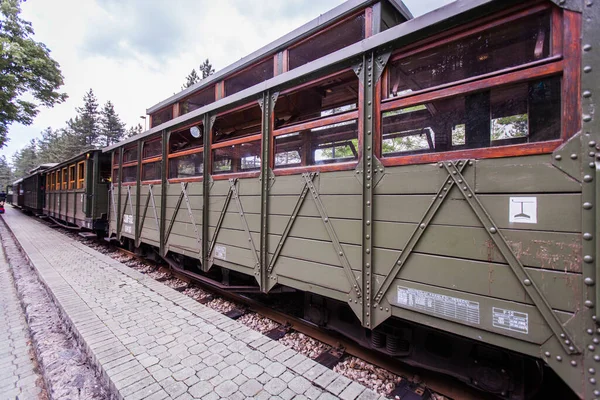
<box><xmin>397</xmin><ymin>286</ymin><xmax>480</xmax><ymax>325</ymax></box>
<box><xmin>509</xmin><ymin>197</ymin><xmax>537</xmax><ymax>224</ymax></box>
<box><xmin>214</xmin><ymin>245</ymin><xmax>227</xmax><ymax>260</ymax></box>
<box><xmin>492</xmin><ymin>307</ymin><xmax>529</xmax><ymax>334</ymax></box>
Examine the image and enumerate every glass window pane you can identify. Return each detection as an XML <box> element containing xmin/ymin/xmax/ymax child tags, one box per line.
<box><xmin>387</xmin><ymin>11</ymin><xmax>551</xmax><ymax>98</ymax></box>
<box><xmin>151</xmin><ymin>107</ymin><xmax>173</xmax><ymax>128</ymax></box>
<box><xmin>168</xmin><ymin>153</ymin><xmax>204</xmax><ymax>179</ymax></box>
<box><xmin>381</xmin><ymin>76</ymin><xmax>561</xmax><ymax>157</ymax></box>
<box><xmin>274</xmin><ymin>119</ymin><xmax>359</xmax><ymax>167</ymax></box>
<box><xmin>180</xmin><ymin>87</ymin><xmax>215</xmax><ymax>115</ymax></box>
<box><xmin>224</xmin><ymin>58</ymin><xmax>274</xmax><ymax>97</ymax></box>
<box><xmin>212</xmin><ymin>140</ymin><xmax>261</xmax><ymax>175</ymax></box>
<box><xmin>289</xmin><ymin>13</ymin><xmax>365</xmax><ymax>70</ymax></box>
<box><xmin>112</xmin><ymin>168</ymin><xmax>120</xmax><ymax>184</ymax></box>
<box><xmin>213</xmin><ymin>104</ymin><xmax>261</xmax><ymax>144</ymax></box>
<box><xmin>122</xmin><ymin>166</ymin><xmax>137</xmax><ymax>183</ymax></box>
<box><xmin>143</xmin><ymin>139</ymin><xmax>162</xmax><ymax>158</ymax></box>
<box><xmin>170</xmin><ymin>128</ymin><xmax>203</xmax><ymax>153</ymax></box>
<box><xmin>123</xmin><ymin>146</ymin><xmax>138</xmax><ymax>163</ymax></box>
<box><xmin>142</xmin><ymin>161</ymin><xmax>162</xmax><ymax>181</ymax></box>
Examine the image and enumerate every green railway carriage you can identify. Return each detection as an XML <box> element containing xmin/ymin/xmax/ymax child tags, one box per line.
<box><xmin>12</xmin><ymin>164</ymin><xmax>55</xmax><ymax>214</ymax></box>
<box><xmin>43</xmin><ymin>150</ymin><xmax>112</xmax><ymax>232</ymax></box>
<box><xmin>105</xmin><ymin>0</ymin><xmax>599</xmax><ymax>398</ymax></box>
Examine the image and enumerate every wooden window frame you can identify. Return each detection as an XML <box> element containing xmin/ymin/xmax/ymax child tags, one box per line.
<box><xmin>112</xmin><ymin>167</ymin><xmax>120</xmax><ymax>184</ymax></box>
<box><xmin>167</xmin><ymin>149</ymin><xmax>203</xmax><ymax>183</ymax></box>
<box><xmin>77</xmin><ymin>161</ymin><xmax>85</xmax><ymax>189</ymax></box>
<box><xmin>121</xmin><ymin>161</ymin><xmax>138</xmax><ymax>186</ymax></box>
<box><xmin>61</xmin><ymin>168</ymin><xmax>68</xmax><ymax>190</ymax></box>
<box><xmin>46</xmin><ymin>174</ymin><xmax>50</xmax><ymax>191</ymax></box>
<box><xmin>143</xmin><ymin>137</ymin><xmax>162</xmax><ymax>160</ymax></box>
<box><xmin>68</xmin><ymin>164</ymin><xmax>76</xmax><ymax>190</ymax></box>
<box><xmin>378</xmin><ymin>4</ymin><xmax>580</xmax><ymax>168</ymax></box>
<box><xmin>55</xmin><ymin>171</ymin><xmax>60</xmax><ymax>191</ymax></box>
<box><xmin>141</xmin><ymin>156</ymin><xmax>162</xmax><ymax>184</ymax></box>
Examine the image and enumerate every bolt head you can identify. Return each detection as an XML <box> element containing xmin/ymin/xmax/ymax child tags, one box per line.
<box><xmin>586</xmin><ymin>278</ymin><xmax>596</xmax><ymax>286</ymax></box>
<box><xmin>524</xmin><ymin>279</ymin><xmax>532</xmax><ymax>286</ymax></box>
<box><xmin>586</xmin><ymin>300</ymin><xmax>595</xmax><ymax>308</ymax></box>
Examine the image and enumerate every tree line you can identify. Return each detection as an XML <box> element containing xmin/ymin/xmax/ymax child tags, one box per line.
<box><xmin>6</xmin><ymin>89</ymin><xmax>142</xmax><ymax>184</ymax></box>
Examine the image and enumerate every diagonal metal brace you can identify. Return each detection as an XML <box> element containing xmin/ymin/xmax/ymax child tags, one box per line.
<box><xmin>373</xmin><ymin>160</ymin><xmax>468</xmax><ymax>305</ymax></box>
<box><xmin>230</xmin><ymin>179</ymin><xmax>261</xmax><ymax>271</ymax></box>
<box><xmin>208</xmin><ymin>182</ymin><xmax>234</xmax><ymax>259</ymax></box>
<box><xmin>164</xmin><ymin>187</ymin><xmax>185</xmax><ymax>245</ymax></box>
<box><xmin>302</xmin><ymin>173</ymin><xmax>362</xmax><ymax>298</ymax></box>
<box><xmin>443</xmin><ymin>162</ymin><xmax>579</xmax><ymax>355</ymax></box>
<box><xmin>181</xmin><ymin>182</ymin><xmax>202</xmax><ymax>251</ymax></box>
<box><xmin>137</xmin><ymin>185</ymin><xmax>152</xmax><ymax>244</ymax></box>
<box><xmin>268</xmin><ymin>173</ymin><xmax>314</xmax><ymax>274</ymax></box>
<box><xmin>148</xmin><ymin>184</ymin><xmax>160</xmax><ymax>231</ymax></box>
<box><xmin>110</xmin><ymin>183</ymin><xmax>118</xmax><ymax>230</ymax></box>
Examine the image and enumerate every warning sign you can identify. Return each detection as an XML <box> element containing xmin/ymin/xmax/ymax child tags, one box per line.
<box><xmin>509</xmin><ymin>197</ymin><xmax>537</xmax><ymax>224</ymax></box>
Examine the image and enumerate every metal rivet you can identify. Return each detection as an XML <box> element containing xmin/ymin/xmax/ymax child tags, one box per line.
<box><xmin>585</xmin><ymin>255</ymin><xmax>594</xmax><ymax>263</ymax></box>
<box><xmin>595</xmin><ymin>390</ymin><xmax>600</xmax><ymax>397</ymax></box>
<box><xmin>585</xmin><ymin>175</ymin><xmax>594</xmax><ymax>182</ymax></box>
<box><xmin>585</xmin><ymin>44</ymin><xmax>593</xmax><ymax>51</ymax></box>
<box><xmin>595</xmin><ymin>338</ymin><xmax>600</xmax><ymax>345</ymax></box>
<box><xmin>385</xmin><ymin>307</ymin><xmax>389</xmax><ymax>312</ymax></box>
<box><xmin>566</xmin><ymin>339</ymin><xmax>571</xmax><ymax>345</ymax></box>
<box><xmin>591</xmin><ymin>378</ymin><xmax>597</xmax><ymax>385</ymax></box>
<box><xmin>557</xmin><ymin>356</ymin><xmax>563</xmax><ymax>361</ymax></box>
<box><xmin>586</xmin><ymin>278</ymin><xmax>595</xmax><ymax>286</ymax></box>
<box><xmin>545</xmin><ymin>351</ymin><xmax>551</xmax><ymax>357</ymax></box>
<box><xmin>366</xmin><ymin>201</ymin><xmax>371</xmax><ymax>206</ymax></box>
<box><xmin>592</xmin><ymin>162</ymin><xmax>597</xmax><ymax>168</ymax></box>
<box><xmin>324</xmin><ymin>217</ymin><xmax>329</xmax><ymax>222</ymax></box>
<box><xmin>591</xmin><ymin>141</ymin><xmax>598</xmax><ymax>147</ymax></box>
<box><xmin>366</xmin><ymin>263</ymin><xmax>370</xmax><ymax>268</ymax></box>
<box><xmin>366</xmin><ymin>235</ymin><xmax>370</xmax><ymax>239</ymax></box>
<box><xmin>585</xmin><ymin>66</ymin><xmax>593</xmax><ymax>73</ymax></box>
<box><xmin>572</xmin><ymin>360</ymin><xmax>577</xmax><ymax>366</ymax></box>
<box><xmin>589</xmin><ymin>329</ymin><xmax>595</xmax><ymax>335</ymax></box>
<box><xmin>366</xmin><ymin>220</ymin><xmax>370</xmax><ymax>225</ymax></box>
<box><xmin>339</xmin><ymin>252</ymin><xmax>344</xmax><ymax>256</ymax></box>
<box><xmin>458</xmin><ymin>180</ymin><xmax>463</xmax><ymax>183</ymax></box>
<box><xmin>524</xmin><ymin>279</ymin><xmax>531</xmax><ymax>286</ymax></box>
<box><xmin>468</xmin><ymin>194</ymin><xmax>472</xmax><ymax>198</ymax></box>
<box><xmin>438</xmin><ymin>163</ymin><xmax>443</xmax><ymax>168</ymax></box>
<box><xmin>366</xmin><ymin>249</ymin><xmax>370</xmax><ymax>254</ymax></box>
<box><xmin>571</xmin><ymin>153</ymin><xmax>578</xmax><ymax>160</ymax></box>
<box><xmin>587</xmin><ymin>301</ymin><xmax>595</xmax><ymax>308</ymax></box>
<box><xmin>570</xmin><ymin>346</ymin><xmax>575</xmax><ymax>352</ymax></box>
<box><xmin>584</xmin><ymin>115</ymin><xmax>593</xmax><ymax>122</ymax></box>
<box><xmin>584</xmin><ymin>202</ymin><xmax>593</xmax><ymax>210</ymax></box>
<box><xmin>489</xmin><ymin>227</ymin><xmax>497</xmax><ymax>234</ymax></box>
<box><xmin>584</xmin><ymin>91</ymin><xmax>593</xmax><ymax>98</ymax></box>
<box><xmin>585</xmin><ymin>233</ymin><xmax>593</xmax><ymax>240</ymax></box>
<box><xmin>420</xmin><ymin>224</ymin><xmax>425</xmax><ymax>229</ymax></box>
<box><xmin>468</xmin><ymin>161</ymin><xmax>473</xmax><ymax>166</ymax></box>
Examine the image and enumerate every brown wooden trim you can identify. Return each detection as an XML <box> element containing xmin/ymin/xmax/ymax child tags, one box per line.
<box><xmin>212</xmin><ymin>171</ymin><xmax>260</xmax><ymax>180</ymax></box>
<box><xmin>383</xmin><ymin>56</ymin><xmax>563</xmax><ymax>104</ymax></box>
<box><xmin>273</xmin><ymin>111</ymin><xmax>359</xmax><ymax>137</ymax></box>
<box><xmin>279</xmin><ymin>68</ymin><xmax>354</xmax><ymax>96</ymax></box>
<box><xmin>173</xmin><ymin>103</ymin><xmax>180</xmax><ymax>118</ymax></box>
<box><xmin>273</xmin><ymin>53</ymin><xmax>279</xmax><ymax>76</ymax></box>
<box><xmin>358</xmin><ymin>80</ymin><xmax>364</xmax><ymax>159</ymax></box>
<box><xmin>141</xmin><ymin>179</ymin><xmax>162</xmax><ymax>185</ymax></box>
<box><xmin>561</xmin><ymin>10</ymin><xmax>581</xmax><ymax>140</ymax></box>
<box><xmin>167</xmin><ymin>177</ymin><xmax>203</xmax><ymax>184</ymax></box>
<box><xmin>381</xmin><ymin>140</ymin><xmax>563</xmax><ymax>167</ymax></box>
<box><xmin>365</xmin><ymin>7</ymin><xmax>373</xmax><ymax>38</ymax></box>
<box><xmin>179</xmin><ymin>86</ymin><xmax>214</xmax><ymax>108</ymax></box>
<box><xmin>288</xmin><ymin>9</ymin><xmax>366</xmax><ymax>51</ymax></box>
<box><xmin>381</xmin><ymin>62</ymin><xmax>563</xmax><ymax>112</ymax></box>
<box><xmin>215</xmin><ymin>100</ymin><xmax>259</xmax><ymax>118</ymax></box>
<box><xmin>551</xmin><ymin>7</ymin><xmax>563</xmax><ymax>56</ymax></box>
<box><xmin>142</xmin><ymin>156</ymin><xmax>162</xmax><ymax>164</ymax></box>
<box><xmin>390</xmin><ymin>3</ymin><xmax>552</xmax><ymax>64</ymax></box>
<box><xmin>273</xmin><ymin>161</ymin><xmax>357</xmax><ymax>176</ymax></box>
<box><xmin>373</xmin><ymin>79</ymin><xmax>382</xmax><ymax>158</ymax></box>
<box><xmin>211</xmin><ymin>133</ymin><xmax>262</xmax><ymax>149</ymax></box>
<box><xmin>167</xmin><ymin>147</ymin><xmax>203</xmax><ymax>159</ymax></box>
<box><xmin>122</xmin><ymin>161</ymin><xmax>139</xmax><ymax>168</ymax></box>
<box><xmin>282</xmin><ymin>49</ymin><xmax>289</xmax><ymax>73</ymax></box>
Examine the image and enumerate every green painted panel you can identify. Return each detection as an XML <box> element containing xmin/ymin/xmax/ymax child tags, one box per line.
<box><xmin>370</xmin><ymin>251</ymin><xmax>579</xmax><ymax>312</ymax></box>
<box><xmin>475</xmin><ymin>155</ymin><xmax>581</xmax><ymax>194</ymax></box>
<box><xmin>373</xmin><ymin>222</ymin><xmax>582</xmax><ymax>272</ymax></box>
<box><xmin>275</xmin><ymin>256</ymin><xmax>352</xmax><ymax>293</ymax></box>
<box><xmin>165</xmin><ymin>182</ymin><xmax>203</xmax><ymax>196</ymax></box>
<box><xmin>166</xmin><ymin>232</ymin><xmax>201</xmax><ymax>253</ymax></box>
<box><xmin>376</xmin><ymin>163</ymin><xmax>475</xmax><ymax>195</ymax></box>
<box><xmin>209</xmin><ymin>178</ymin><xmax>261</xmax><ymax>196</ymax></box>
<box><xmin>374</xmin><ymin>190</ymin><xmax>581</xmax><ymax>232</ymax></box>
<box><xmin>210</xmin><ymin>241</ymin><xmax>258</xmax><ymax>268</ymax></box>
<box><xmin>277</xmin><ymin>275</ymin><xmax>348</xmax><ymax>302</ymax></box>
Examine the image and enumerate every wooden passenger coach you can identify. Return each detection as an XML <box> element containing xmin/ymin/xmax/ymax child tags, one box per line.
<box><xmin>44</xmin><ymin>150</ymin><xmax>111</xmax><ymax>232</ymax></box>
<box><xmin>105</xmin><ymin>0</ymin><xmax>599</xmax><ymax>398</ymax></box>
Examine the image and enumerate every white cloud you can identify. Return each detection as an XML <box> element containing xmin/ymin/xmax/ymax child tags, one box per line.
<box><xmin>2</xmin><ymin>0</ymin><xmax>453</xmax><ymax>162</ymax></box>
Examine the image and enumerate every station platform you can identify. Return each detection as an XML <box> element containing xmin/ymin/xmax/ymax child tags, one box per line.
<box><xmin>1</xmin><ymin>209</ymin><xmax>382</xmax><ymax>400</ymax></box>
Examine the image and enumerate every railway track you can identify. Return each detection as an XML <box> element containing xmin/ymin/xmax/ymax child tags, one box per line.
<box><xmin>59</xmin><ymin>227</ymin><xmax>490</xmax><ymax>400</ymax></box>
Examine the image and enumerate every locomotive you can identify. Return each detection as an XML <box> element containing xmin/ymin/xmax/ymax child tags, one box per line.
<box><xmin>10</xmin><ymin>0</ymin><xmax>599</xmax><ymax>398</ymax></box>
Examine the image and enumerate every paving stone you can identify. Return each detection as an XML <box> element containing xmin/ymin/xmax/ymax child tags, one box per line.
<box><xmin>265</xmin><ymin>361</ymin><xmax>286</xmax><ymax>378</ymax></box>
<box><xmin>314</xmin><ymin>370</ymin><xmax>338</xmax><ymax>388</ymax></box>
<box><xmin>240</xmin><ymin>378</ymin><xmax>263</xmax><ymax>396</ymax></box>
<box><xmin>264</xmin><ymin>377</ymin><xmax>287</xmax><ymax>395</ymax></box>
<box><xmin>356</xmin><ymin>389</ymin><xmax>380</xmax><ymax>400</ymax></box>
<box><xmin>220</xmin><ymin>364</ymin><xmax>241</xmax><ymax>380</ymax></box>
<box><xmin>289</xmin><ymin>376</ymin><xmax>313</xmax><ymax>394</ymax></box>
<box><xmin>339</xmin><ymin>381</ymin><xmax>365</xmax><ymax>400</ymax></box>
<box><xmin>188</xmin><ymin>380</ymin><xmax>213</xmax><ymax>398</ymax></box>
<box><xmin>215</xmin><ymin>380</ymin><xmax>238</xmax><ymax>397</ymax></box>
<box><xmin>326</xmin><ymin>375</ymin><xmax>353</xmax><ymax>396</ymax></box>
<box><xmin>160</xmin><ymin>376</ymin><xmax>188</xmax><ymax>398</ymax></box>
<box><xmin>196</xmin><ymin>366</ymin><xmax>218</xmax><ymax>381</ymax></box>
<box><xmin>243</xmin><ymin>363</ymin><xmax>264</xmax><ymax>379</ymax></box>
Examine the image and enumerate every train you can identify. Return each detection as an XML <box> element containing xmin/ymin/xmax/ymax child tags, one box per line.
<box><xmin>8</xmin><ymin>0</ymin><xmax>599</xmax><ymax>398</ymax></box>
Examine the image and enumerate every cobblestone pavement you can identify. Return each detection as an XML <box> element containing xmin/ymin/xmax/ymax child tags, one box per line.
<box><xmin>2</xmin><ymin>209</ymin><xmax>383</xmax><ymax>400</ymax></box>
<box><xmin>0</xmin><ymin>235</ymin><xmax>45</xmax><ymax>399</ymax></box>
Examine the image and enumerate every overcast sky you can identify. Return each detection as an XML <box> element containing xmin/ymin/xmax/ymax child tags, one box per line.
<box><xmin>3</xmin><ymin>0</ymin><xmax>453</xmax><ymax>162</ymax></box>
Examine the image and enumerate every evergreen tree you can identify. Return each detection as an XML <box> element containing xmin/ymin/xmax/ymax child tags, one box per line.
<box><xmin>12</xmin><ymin>138</ymin><xmax>38</xmax><ymax>178</ymax></box>
<box><xmin>125</xmin><ymin>123</ymin><xmax>143</xmax><ymax>138</ymax></box>
<box><xmin>182</xmin><ymin>69</ymin><xmax>200</xmax><ymax>89</ymax></box>
<box><xmin>0</xmin><ymin>155</ymin><xmax>12</xmax><ymax>190</ymax></box>
<box><xmin>71</xmin><ymin>89</ymin><xmax>100</xmax><ymax>147</ymax></box>
<box><xmin>0</xmin><ymin>0</ymin><xmax>67</xmax><ymax>148</ymax></box>
<box><xmin>199</xmin><ymin>59</ymin><xmax>215</xmax><ymax>79</ymax></box>
<box><xmin>99</xmin><ymin>101</ymin><xmax>126</xmax><ymax>146</ymax></box>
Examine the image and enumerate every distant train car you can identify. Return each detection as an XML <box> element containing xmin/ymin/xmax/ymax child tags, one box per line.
<box><xmin>5</xmin><ymin>185</ymin><xmax>13</xmax><ymax>205</ymax></box>
<box><xmin>19</xmin><ymin>164</ymin><xmax>55</xmax><ymax>215</ymax></box>
<box><xmin>11</xmin><ymin>179</ymin><xmax>23</xmax><ymax>208</ymax></box>
<box><xmin>43</xmin><ymin>150</ymin><xmax>111</xmax><ymax>233</ymax></box>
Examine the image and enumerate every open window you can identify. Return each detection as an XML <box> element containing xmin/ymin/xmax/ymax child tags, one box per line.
<box><xmin>380</xmin><ymin>5</ymin><xmax>568</xmax><ymax>164</ymax></box>
<box><xmin>180</xmin><ymin>87</ymin><xmax>215</xmax><ymax>116</ymax></box>
<box><xmin>68</xmin><ymin>164</ymin><xmax>76</xmax><ymax>189</ymax></box>
<box><xmin>55</xmin><ymin>171</ymin><xmax>60</xmax><ymax>191</ymax></box>
<box><xmin>77</xmin><ymin>161</ymin><xmax>85</xmax><ymax>189</ymax></box>
<box><xmin>150</xmin><ymin>106</ymin><xmax>173</xmax><ymax>128</ymax></box>
<box><xmin>142</xmin><ymin>137</ymin><xmax>162</xmax><ymax>182</ymax></box>
<box><xmin>168</xmin><ymin>126</ymin><xmax>203</xmax><ymax>181</ymax></box>
<box><xmin>225</xmin><ymin>58</ymin><xmax>274</xmax><ymax>97</ymax></box>
<box><xmin>273</xmin><ymin>69</ymin><xmax>359</xmax><ymax>169</ymax></box>
<box><xmin>212</xmin><ymin>104</ymin><xmax>262</xmax><ymax>176</ymax></box>
<box><xmin>46</xmin><ymin>174</ymin><xmax>50</xmax><ymax>191</ymax></box>
<box><xmin>62</xmin><ymin>168</ymin><xmax>68</xmax><ymax>190</ymax></box>
<box><xmin>122</xmin><ymin>145</ymin><xmax>138</xmax><ymax>184</ymax></box>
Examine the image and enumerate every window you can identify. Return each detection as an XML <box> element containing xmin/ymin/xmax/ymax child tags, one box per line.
<box><xmin>211</xmin><ymin>103</ymin><xmax>262</xmax><ymax>175</ymax></box>
<box><xmin>143</xmin><ymin>138</ymin><xmax>162</xmax><ymax>159</ymax></box>
<box><xmin>224</xmin><ymin>58</ymin><xmax>274</xmax><ymax>96</ymax></box>
<box><xmin>169</xmin><ymin>153</ymin><xmax>203</xmax><ymax>179</ymax></box>
<box><xmin>55</xmin><ymin>171</ymin><xmax>60</xmax><ymax>191</ymax></box>
<box><xmin>122</xmin><ymin>165</ymin><xmax>137</xmax><ymax>183</ymax></box>
<box><xmin>77</xmin><ymin>161</ymin><xmax>85</xmax><ymax>189</ymax></box>
<box><xmin>46</xmin><ymin>174</ymin><xmax>50</xmax><ymax>191</ymax></box>
<box><xmin>170</xmin><ymin>128</ymin><xmax>202</xmax><ymax>153</ymax></box>
<box><xmin>62</xmin><ymin>168</ymin><xmax>67</xmax><ymax>190</ymax></box>
<box><xmin>142</xmin><ymin>161</ymin><xmax>162</xmax><ymax>181</ymax></box>
<box><xmin>212</xmin><ymin>141</ymin><xmax>260</xmax><ymax>175</ymax></box>
<box><xmin>68</xmin><ymin>165</ymin><xmax>76</xmax><ymax>189</ymax></box>
<box><xmin>386</xmin><ymin>11</ymin><xmax>552</xmax><ymax>98</ymax></box>
<box><xmin>288</xmin><ymin>13</ymin><xmax>365</xmax><ymax>70</ymax></box>
<box><xmin>123</xmin><ymin>146</ymin><xmax>138</xmax><ymax>163</ymax></box>
<box><xmin>151</xmin><ymin>107</ymin><xmax>173</xmax><ymax>128</ymax></box>
<box><xmin>180</xmin><ymin>87</ymin><xmax>215</xmax><ymax>115</ymax></box>
<box><xmin>273</xmin><ymin>70</ymin><xmax>359</xmax><ymax>168</ymax></box>
<box><xmin>112</xmin><ymin>168</ymin><xmax>120</xmax><ymax>184</ymax></box>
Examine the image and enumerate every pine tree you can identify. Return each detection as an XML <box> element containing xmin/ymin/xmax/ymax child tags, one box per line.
<box><xmin>182</xmin><ymin>69</ymin><xmax>200</xmax><ymax>89</ymax></box>
<box><xmin>199</xmin><ymin>59</ymin><xmax>215</xmax><ymax>79</ymax></box>
<box><xmin>71</xmin><ymin>89</ymin><xmax>100</xmax><ymax>147</ymax></box>
<box><xmin>12</xmin><ymin>138</ymin><xmax>38</xmax><ymax>178</ymax></box>
<box><xmin>0</xmin><ymin>155</ymin><xmax>13</xmax><ymax>191</ymax></box>
<box><xmin>125</xmin><ymin>124</ymin><xmax>143</xmax><ymax>138</ymax></box>
<box><xmin>100</xmin><ymin>101</ymin><xmax>126</xmax><ymax>146</ymax></box>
